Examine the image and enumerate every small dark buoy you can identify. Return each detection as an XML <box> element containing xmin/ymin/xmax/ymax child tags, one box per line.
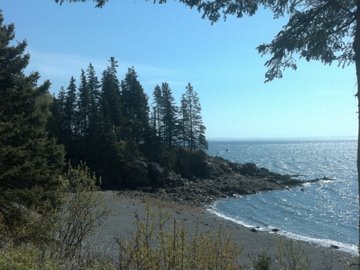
<box><xmin>250</xmin><ymin>228</ymin><xmax>257</xmax><ymax>233</ymax></box>
<box><xmin>300</xmin><ymin>188</ymin><xmax>305</xmax><ymax>192</ymax></box>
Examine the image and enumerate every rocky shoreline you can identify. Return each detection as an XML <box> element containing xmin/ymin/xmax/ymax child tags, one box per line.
<box><xmin>134</xmin><ymin>155</ymin><xmax>328</xmax><ymax>206</ymax></box>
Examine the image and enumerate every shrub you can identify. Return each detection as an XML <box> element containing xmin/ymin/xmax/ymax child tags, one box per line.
<box><xmin>51</xmin><ymin>162</ymin><xmax>110</xmax><ymax>268</ymax></box>
<box><xmin>276</xmin><ymin>239</ymin><xmax>309</xmax><ymax>270</ymax></box>
<box><xmin>252</xmin><ymin>252</ymin><xmax>272</xmax><ymax>270</ymax></box>
<box><xmin>116</xmin><ymin>205</ymin><xmax>243</xmax><ymax>270</ymax></box>
<box><xmin>0</xmin><ymin>245</ymin><xmax>59</xmax><ymax>270</ymax></box>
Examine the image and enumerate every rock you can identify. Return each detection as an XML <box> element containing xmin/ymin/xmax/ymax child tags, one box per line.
<box><xmin>122</xmin><ymin>159</ymin><xmax>150</xmax><ymax>188</ymax></box>
<box><xmin>250</xmin><ymin>228</ymin><xmax>257</xmax><ymax>233</ymax></box>
<box><xmin>165</xmin><ymin>171</ymin><xmax>184</xmax><ymax>187</ymax></box>
<box><xmin>271</xmin><ymin>228</ymin><xmax>279</xmax><ymax>233</ymax></box>
<box><xmin>330</xmin><ymin>245</ymin><xmax>339</xmax><ymax>249</ymax></box>
<box><xmin>148</xmin><ymin>162</ymin><xmax>166</xmax><ymax>187</ymax></box>
<box><xmin>239</xmin><ymin>163</ymin><xmax>260</xmax><ymax>176</ymax></box>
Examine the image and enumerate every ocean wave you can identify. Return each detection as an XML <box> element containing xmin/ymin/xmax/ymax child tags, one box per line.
<box><xmin>206</xmin><ymin>206</ymin><xmax>358</xmax><ymax>256</ymax></box>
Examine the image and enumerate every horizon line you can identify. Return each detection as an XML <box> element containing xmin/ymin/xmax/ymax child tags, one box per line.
<box><xmin>207</xmin><ymin>136</ymin><xmax>357</xmax><ymax>141</ymax></box>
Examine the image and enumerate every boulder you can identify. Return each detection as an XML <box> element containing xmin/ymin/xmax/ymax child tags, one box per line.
<box><xmin>239</xmin><ymin>163</ymin><xmax>260</xmax><ymax>176</ymax></box>
<box><xmin>148</xmin><ymin>162</ymin><xmax>166</xmax><ymax>187</ymax></box>
<box><xmin>122</xmin><ymin>159</ymin><xmax>150</xmax><ymax>188</ymax></box>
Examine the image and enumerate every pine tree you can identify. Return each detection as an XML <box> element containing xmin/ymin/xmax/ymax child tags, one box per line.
<box><xmin>100</xmin><ymin>57</ymin><xmax>122</xmax><ymax>141</ymax></box>
<box><xmin>63</xmin><ymin>76</ymin><xmax>78</xmax><ymax>160</ymax></box>
<box><xmin>181</xmin><ymin>83</ymin><xmax>207</xmax><ymax>151</ymax></box>
<box><xmin>85</xmin><ymin>63</ymin><xmax>101</xmax><ymax>167</ymax></box>
<box><xmin>0</xmin><ymin>13</ymin><xmax>64</xmax><ymax>241</ymax></box>
<box><xmin>77</xmin><ymin>69</ymin><xmax>90</xmax><ymax>137</ymax></box>
<box><xmin>160</xmin><ymin>82</ymin><xmax>178</xmax><ymax>148</ymax></box>
<box><xmin>151</xmin><ymin>85</ymin><xmax>163</xmax><ymax>141</ymax></box>
<box><xmin>179</xmin><ymin>92</ymin><xmax>190</xmax><ymax>148</ymax></box>
<box><xmin>48</xmin><ymin>87</ymin><xmax>66</xmax><ymax>142</ymax></box>
<box><xmin>120</xmin><ymin>67</ymin><xmax>149</xmax><ymax>143</ymax></box>
<box><xmin>86</xmin><ymin>63</ymin><xmax>101</xmax><ymax>137</ymax></box>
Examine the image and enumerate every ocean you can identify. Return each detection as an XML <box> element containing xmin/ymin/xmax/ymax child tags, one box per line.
<box><xmin>207</xmin><ymin>139</ymin><xmax>359</xmax><ymax>255</ymax></box>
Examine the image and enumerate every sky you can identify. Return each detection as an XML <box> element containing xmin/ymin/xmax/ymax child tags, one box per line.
<box><xmin>2</xmin><ymin>0</ymin><xmax>358</xmax><ymax>139</ymax></box>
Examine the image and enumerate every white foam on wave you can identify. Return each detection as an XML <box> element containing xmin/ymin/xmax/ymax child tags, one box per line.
<box><xmin>207</xmin><ymin>206</ymin><xmax>266</xmax><ymax>231</ymax></box>
<box><xmin>206</xmin><ymin>206</ymin><xmax>359</xmax><ymax>256</ymax></box>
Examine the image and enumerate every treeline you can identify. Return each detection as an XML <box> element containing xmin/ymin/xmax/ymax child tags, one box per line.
<box><xmin>49</xmin><ymin>57</ymin><xmax>208</xmax><ymax>189</ymax></box>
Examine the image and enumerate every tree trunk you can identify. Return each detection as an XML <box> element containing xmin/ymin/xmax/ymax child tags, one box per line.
<box><xmin>354</xmin><ymin>1</ymin><xmax>360</xmax><ymax>256</ymax></box>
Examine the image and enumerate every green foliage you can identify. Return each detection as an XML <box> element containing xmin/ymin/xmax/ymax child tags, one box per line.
<box><xmin>160</xmin><ymin>82</ymin><xmax>178</xmax><ymax>148</ymax></box>
<box><xmin>121</xmin><ymin>67</ymin><xmax>149</xmax><ymax>143</ymax></box>
<box><xmin>153</xmin><ymin>1</ymin><xmax>356</xmax><ymax>83</ymax></box>
<box><xmin>0</xmin><ymin>12</ymin><xmax>65</xmax><ymax>244</ymax></box>
<box><xmin>0</xmin><ymin>245</ymin><xmax>60</xmax><ymax>270</ymax></box>
<box><xmin>252</xmin><ymin>252</ymin><xmax>272</xmax><ymax>270</ymax></box>
<box><xmin>180</xmin><ymin>83</ymin><xmax>207</xmax><ymax>151</ymax></box>
<box><xmin>52</xmin><ymin>162</ymin><xmax>110</xmax><ymax>268</ymax></box>
<box><xmin>117</xmin><ymin>206</ymin><xmax>242</xmax><ymax>270</ymax></box>
<box><xmin>51</xmin><ymin>58</ymin><xmax>208</xmax><ymax>189</ymax></box>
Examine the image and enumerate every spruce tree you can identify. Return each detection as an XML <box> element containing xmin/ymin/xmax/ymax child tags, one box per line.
<box><xmin>161</xmin><ymin>82</ymin><xmax>178</xmax><ymax>148</ymax></box>
<box><xmin>0</xmin><ymin>13</ymin><xmax>64</xmax><ymax>241</ymax></box>
<box><xmin>120</xmin><ymin>67</ymin><xmax>149</xmax><ymax>143</ymax></box>
<box><xmin>63</xmin><ymin>76</ymin><xmax>78</xmax><ymax>160</ymax></box>
<box><xmin>77</xmin><ymin>69</ymin><xmax>90</xmax><ymax>137</ymax></box>
<box><xmin>181</xmin><ymin>83</ymin><xmax>207</xmax><ymax>151</ymax></box>
<box><xmin>48</xmin><ymin>87</ymin><xmax>66</xmax><ymax>142</ymax></box>
<box><xmin>151</xmin><ymin>85</ymin><xmax>163</xmax><ymax>141</ymax></box>
<box><xmin>100</xmin><ymin>57</ymin><xmax>122</xmax><ymax>141</ymax></box>
<box><xmin>86</xmin><ymin>63</ymin><xmax>101</xmax><ymax>137</ymax></box>
<box><xmin>85</xmin><ymin>63</ymin><xmax>101</xmax><ymax>167</ymax></box>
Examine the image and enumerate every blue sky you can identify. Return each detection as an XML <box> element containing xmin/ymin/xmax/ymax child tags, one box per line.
<box><xmin>2</xmin><ymin>0</ymin><xmax>357</xmax><ymax>139</ymax></box>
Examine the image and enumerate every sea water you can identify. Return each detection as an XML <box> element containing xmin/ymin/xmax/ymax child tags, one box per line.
<box><xmin>207</xmin><ymin>139</ymin><xmax>359</xmax><ymax>255</ymax></box>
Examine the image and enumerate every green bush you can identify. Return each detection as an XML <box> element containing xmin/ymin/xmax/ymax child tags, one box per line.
<box><xmin>0</xmin><ymin>245</ymin><xmax>59</xmax><ymax>270</ymax></box>
<box><xmin>116</xmin><ymin>206</ymin><xmax>243</xmax><ymax>270</ymax></box>
<box><xmin>51</xmin><ymin>162</ymin><xmax>110</xmax><ymax>268</ymax></box>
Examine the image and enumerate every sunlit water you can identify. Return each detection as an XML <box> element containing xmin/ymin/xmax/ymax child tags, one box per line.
<box><xmin>207</xmin><ymin>139</ymin><xmax>359</xmax><ymax>255</ymax></box>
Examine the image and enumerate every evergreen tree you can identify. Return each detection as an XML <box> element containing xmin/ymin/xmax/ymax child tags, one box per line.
<box><xmin>121</xmin><ymin>67</ymin><xmax>149</xmax><ymax>143</ymax></box>
<box><xmin>181</xmin><ymin>83</ymin><xmax>207</xmax><ymax>151</ymax></box>
<box><xmin>100</xmin><ymin>57</ymin><xmax>122</xmax><ymax>141</ymax></box>
<box><xmin>160</xmin><ymin>82</ymin><xmax>178</xmax><ymax>148</ymax></box>
<box><xmin>85</xmin><ymin>63</ymin><xmax>101</xmax><ymax>167</ymax></box>
<box><xmin>151</xmin><ymin>85</ymin><xmax>163</xmax><ymax>140</ymax></box>
<box><xmin>86</xmin><ymin>63</ymin><xmax>101</xmax><ymax>136</ymax></box>
<box><xmin>179</xmin><ymin>92</ymin><xmax>190</xmax><ymax>148</ymax></box>
<box><xmin>0</xmin><ymin>13</ymin><xmax>64</xmax><ymax>241</ymax></box>
<box><xmin>48</xmin><ymin>86</ymin><xmax>66</xmax><ymax>142</ymax></box>
<box><xmin>63</xmin><ymin>76</ymin><xmax>78</xmax><ymax>160</ymax></box>
<box><xmin>77</xmin><ymin>69</ymin><xmax>90</xmax><ymax>137</ymax></box>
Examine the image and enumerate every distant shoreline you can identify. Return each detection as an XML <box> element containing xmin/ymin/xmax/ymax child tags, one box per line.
<box><xmin>207</xmin><ymin>136</ymin><xmax>357</xmax><ymax>142</ymax></box>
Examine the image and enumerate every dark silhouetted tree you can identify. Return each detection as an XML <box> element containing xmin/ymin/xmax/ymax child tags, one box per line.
<box><xmin>150</xmin><ymin>85</ymin><xmax>163</xmax><ymax>141</ymax></box>
<box><xmin>120</xmin><ymin>67</ymin><xmax>149</xmax><ymax>143</ymax></box>
<box><xmin>160</xmin><ymin>82</ymin><xmax>178</xmax><ymax>148</ymax></box>
<box><xmin>77</xmin><ymin>69</ymin><xmax>90</xmax><ymax>137</ymax></box>
<box><xmin>100</xmin><ymin>57</ymin><xmax>122</xmax><ymax>141</ymax></box>
<box><xmin>180</xmin><ymin>83</ymin><xmax>207</xmax><ymax>151</ymax></box>
<box><xmin>63</xmin><ymin>76</ymin><xmax>78</xmax><ymax>160</ymax></box>
<box><xmin>0</xmin><ymin>13</ymin><xmax>65</xmax><ymax>241</ymax></box>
